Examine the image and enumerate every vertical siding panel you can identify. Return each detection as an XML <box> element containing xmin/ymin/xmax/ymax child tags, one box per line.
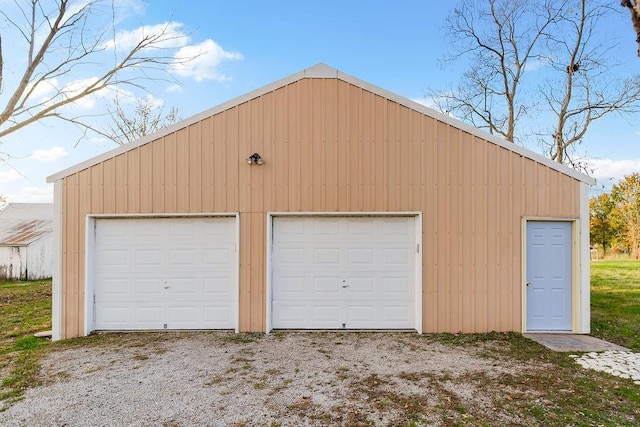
<box><xmin>238</xmin><ymin>104</ymin><xmax>251</xmax><ymax>213</ymax></box>
<box><xmin>288</xmin><ymin>82</ymin><xmax>301</xmax><ymax>212</ymax></box>
<box><xmin>460</xmin><ymin>132</ymin><xmax>474</xmax><ymax>332</ymax></box>
<box><xmin>499</xmin><ymin>149</ymin><xmax>512</xmax><ymax>331</ymax></box>
<box><xmin>409</xmin><ymin>112</ymin><xmax>422</xmax><ymax>212</ymax></box>
<box><xmin>115</xmin><ymin>154</ymin><xmax>127</xmax><ymax>213</ymax></box>
<box><xmin>152</xmin><ymin>138</ymin><xmax>165</xmax><ymax>212</ymax></box>
<box><xmin>140</xmin><ymin>144</ymin><xmax>153</xmax><ymax>212</ymax></box>
<box><xmin>239</xmin><ymin>212</ymin><xmax>251</xmax><ymax>331</ymax></box>
<box><xmin>77</xmin><ymin>170</ymin><xmax>90</xmax><ymax>332</ymax></box>
<box><xmin>251</xmin><ymin>96</ymin><xmax>265</xmax><ymax>214</ymax></box>
<box><xmin>325</xmin><ymin>79</ymin><xmax>338</xmax><ymax>211</ymax></box>
<box><xmin>250</xmin><ymin>212</ymin><xmax>265</xmax><ymax>331</ymax></box>
<box><xmin>525</xmin><ymin>160</ymin><xmax>537</xmax><ymax>215</ymax></box>
<box><xmin>263</xmin><ymin>92</ymin><xmax>276</xmax><ymax>212</ymax></box>
<box><xmin>274</xmin><ymin>86</ymin><xmax>288</xmax><ymax>211</ymax></box>
<box><xmin>127</xmin><ymin>148</ymin><xmax>140</xmax><ymax>213</ymax></box>
<box><xmin>349</xmin><ymin>85</ymin><xmax>362</xmax><ymax>210</ymax></box>
<box><xmin>399</xmin><ymin>107</ymin><xmax>411</xmax><ymax>211</ymax></box>
<box><xmin>311</xmin><ymin>80</ymin><xmax>324</xmax><ymax>211</ymax></box>
<box><xmin>227</xmin><ymin>108</ymin><xmax>239</xmax><ymax>211</ymax></box>
<box><xmin>435</xmin><ymin>121</ymin><xmax>448</xmax><ymax>331</ymax></box>
<box><xmin>361</xmin><ymin>90</ymin><xmax>373</xmax><ymax>211</ymax></box>
<box><xmin>61</xmin><ymin>181</ymin><xmax>68</xmax><ymax>337</ymax></box>
<box><xmin>103</xmin><ymin>158</ymin><xmax>116</xmax><ymax>213</ymax></box>
<box><xmin>449</xmin><ymin>128</ymin><xmax>461</xmax><ymax>332</ymax></box>
<box><xmin>337</xmin><ymin>81</ymin><xmax>350</xmax><ymax>211</ymax></box>
<box><xmin>474</xmin><ymin>137</ymin><xmax>487</xmax><ymax>332</ymax></box>
<box><xmin>66</xmin><ymin>175</ymin><xmax>79</xmax><ymax>337</ymax></box>
<box><xmin>165</xmin><ymin>133</ymin><xmax>177</xmax><ymax>212</ymax></box>
<box><xmin>373</xmin><ymin>95</ymin><xmax>386</xmax><ymax>211</ymax></box>
<box><xmin>386</xmin><ymin>103</ymin><xmax>398</xmax><ymax>211</ymax></box>
<box><xmin>176</xmin><ymin>128</ymin><xmax>190</xmax><ymax>211</ymax></box>
<box><xmin>214</xmin><ymin>113</ymin><xmax>227</xmax><ymax>211</ymax></box>
<box><xmin>90</xmin><ymin>163</ymin><xmax>104</xmax><ymax>214</ymax></box>
<box><xmin>513</xmin><ymin>153</ymin><xmax>524</xmax><ymax>330</ymax></box>
<box><xmin>486</xmin><ymin>144</ymin><xmax>498</xmax><ymax>331</ymax></box>
<box><xmin>424</xmin><ymin>118</ymin><xmax>437</xmax><ymax>332</ymax></box>
<box><xmin>201</xmin><ymin>117</ymin><xmax>214</xmax><ymax>212</ymax></box>
<box><xmin>299</xmin><ymin>81</ymin><xmax>312</xmax><ymax>211</ymax></box>
<box><xmin>189</xmin><ymin>124</ymin><xmax>203</xmax><ymax>212</ymax></box>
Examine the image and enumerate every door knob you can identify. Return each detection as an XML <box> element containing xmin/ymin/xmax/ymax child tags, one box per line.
<box><xmin>526</xmin><ymin>282</ymin><xmax>531</xmax><ymax>287</ymax></box>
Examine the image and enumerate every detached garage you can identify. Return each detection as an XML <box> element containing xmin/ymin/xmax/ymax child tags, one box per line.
<box><xmin>47</xmin><ymin>64</ymin><xmax>595</xmax><ymax>341</ymax></box>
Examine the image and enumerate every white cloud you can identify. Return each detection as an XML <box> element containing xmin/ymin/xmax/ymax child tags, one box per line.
<box><xmin>411</xmin><ymin>97</ymin><xmax>439</xmax><ymax>110</ymax></box>
<box><xmin>61</xmin><ymin>77</ymin><xmax>102</xmax><ymax>109</ymax></box>
<box><xmin>166</xmin><ymin>84</ymin><xmax>183</xmax><ymax>93</ymax></box>
<box><xmin>171</xmin><ymin>39</ymin><xmax>243</xmax><ymax>82</ymax></box>
<box><xmin>587</xmin><ymin>158</ymin><xmax>640</xmax><ymax>185</ymax></box>
<box><xmin>0</xmin><ymin>170</ymin><xmax>22</xmax><ymax>182</ymax></box>
<box><xmin>32</xmin><ymin>146</ymin><xmax>68</xmax><ymax>161</ymax></box>
<box><xmin>28</xmin><ymin>78</ymin><xmax>59</xmax><ymax>100</ymax></box>
<box><xmin>5</xmin><ymin>186</ymin><xmax>53</xmax><ymax>203</ymax></box>
<box><xmin>523</xmin><ymin>58</ymin><xmax>549</xmax><ymax>72</ymax></box>
<box><xmin>105</xmin><ymin>22</ymin><xmax>190</xmax><ymax>51</ymax></box>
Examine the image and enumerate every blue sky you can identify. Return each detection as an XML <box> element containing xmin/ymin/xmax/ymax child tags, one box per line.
<box><xmin>1</xmin><ymin>0</ymin><xmax>639</xmax><ymax>202</ymax></box>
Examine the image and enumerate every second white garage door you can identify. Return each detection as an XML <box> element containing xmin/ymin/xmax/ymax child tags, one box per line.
<box><xmin>92</xmin><ymin>216</ymin><xmax>237</xmax><ymax>331</ymax></box>
<box><xmin>271</xmin><ymin>216</ymin><xmax>418</xmax><ymax>330</ymax></box>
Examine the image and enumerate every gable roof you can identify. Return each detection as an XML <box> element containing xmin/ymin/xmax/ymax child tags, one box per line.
<box><xmin>47</xmin><ymin>63</ymin><xmax>595</xmax><ymax>185</ymax></box>
<box><xmin>0</xmin><ymin>203</ymin><xmax>53</xmax><ymax>246</ymax></box>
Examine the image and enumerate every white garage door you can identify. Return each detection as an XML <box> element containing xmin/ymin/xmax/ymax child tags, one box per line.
<box><xmin>93</xmin><ymin>217</ymin><xmax>236</xmax><ymax>330</ymax></box>
<box><xmin>271</xmin><ymin>216</ymin><xmax>417</xmax><ymax>330</ymax></box>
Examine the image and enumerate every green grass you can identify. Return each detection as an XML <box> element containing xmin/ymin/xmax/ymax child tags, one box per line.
<box><xmin>591</xmin><ymin>259</ymin><xmax>640</xmax><ymax>351</ymax></box>
<box><xmin>0</xmin><ymin>280</ymin><xmax>52</xmax><ymax>406</ymax></box>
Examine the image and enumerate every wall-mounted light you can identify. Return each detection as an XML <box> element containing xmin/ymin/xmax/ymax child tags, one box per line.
<box><xmin>246</xmin><ymin>152</ymin><xmax>264</xmax><ymax>165</ymax></box>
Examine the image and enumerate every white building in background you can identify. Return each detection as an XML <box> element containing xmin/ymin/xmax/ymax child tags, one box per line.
<box><xmin>0</xmin><ymin>203</ymin><xmax>53</xmax><ymax>280</ymax></box>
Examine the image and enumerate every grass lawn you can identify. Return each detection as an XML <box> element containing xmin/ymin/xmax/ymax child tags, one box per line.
<box><xmin>0</xmin><ymin>280</ymin><xmax>52</xmax><ymax>405</ymax></box>
<box><xmin>591</xmin><ymin>259</ymin><xmax>640</xmax><ymax>352</ymax></box>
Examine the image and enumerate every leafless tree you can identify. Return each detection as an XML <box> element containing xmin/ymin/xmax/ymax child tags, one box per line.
<box><xmin>540</xmin><ymin>0</ymin><xmax>640</xmax><ymax>167</ymax></box>
<box><xmin>621</xmin><ymin>0</ymin><xmax>640</xmax><ymax>56</ymax></box>
<box><xmin>430</xmin><ymin>0</ymin><xmax>567</xmax><ymax>142</ymax></box>
<box><xmin>104</xmin><ymin>99</ymin><xmax>179</xmax><ymax>145</ymax></box>
<box><xmin>431</xmin><ymin>0</ymin><xmax>640</xmax><ymax>168</ymax></box>
<box><xmin>0</xmin><ymin>0</ymin><xmax>193</xmax><ymax>155</ymax></box>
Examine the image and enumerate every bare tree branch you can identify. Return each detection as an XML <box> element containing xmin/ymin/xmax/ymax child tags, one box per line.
<box><xmin>0</xmin><ymin>0</ymin><xmax>198</xmax><ymax>151</ymax></box>
<box><xmin>429</xmin><ymin>0</ymin><xmax>640</xmax><ymax>171</ymax></box>
<box><xmin>103</xmin><ymin>98</ymin><xmax>179</xmax><ymax>146</ymax></box>
<box><xmin>430</xmin><ymin>0</ymin><xmax>567</xmax><ymax>142</ymax></box>
<box><xmin>542</xmin><ymin>0</ymin><xmax>640</xmax><ymax>167</ymax></box>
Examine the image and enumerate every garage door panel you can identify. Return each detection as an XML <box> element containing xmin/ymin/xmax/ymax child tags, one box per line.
<box><xmin>382</xmin><ymin>247</ymin><xmax>412</xmax><ymax>265</ymax></box>
<box><xmin>314</xmin><ymin>248</ymin><xmax>340</xmax><ymax>264</ymax></box>
<box><xmin>93</xmin><ymin>217</ymin><xmax>236</xmax><ymax>331</ymax></box>
<box><xmin>272</xmin><ymin>216</ymin><xmax>416</xmax><ymax>330</ymax></box>
<box><xmin>134</xmin><ymin>278</ymin><xmax>164</xmax><ymax>297</ymax></box>
<box><xmin>313</xmin><ymin>276</ymin><xmax>341</xmax><ymax>296</ymax></box>
<box><xmin>347</xmin><ymin>248</ymin><xmax>375</xmax><ymax>265</ymax></box>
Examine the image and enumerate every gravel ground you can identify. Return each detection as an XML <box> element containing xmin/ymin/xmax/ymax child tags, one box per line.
<box><xmin>0</xmin><ymin>332</ymin><xmax>546</xmax><ymax>426</ymax></box>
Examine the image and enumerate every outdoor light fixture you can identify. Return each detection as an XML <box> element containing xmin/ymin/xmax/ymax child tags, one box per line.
<box><xmin>246</xmin><ymin>152</ymin><xmax>264</xmax><ymax>165</ymax></box>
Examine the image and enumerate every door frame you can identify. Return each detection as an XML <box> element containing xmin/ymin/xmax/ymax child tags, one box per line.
<box><xmin>521</xmin><ymin>217</ymin><xmax>582</xmax><ymax>333</ymax></box>
<box><xmin>265</xmin><ymin>212</ymin><xmax>423</xmax><ymax>334</ymax></box>
<box><xmin>84</xmin><ymin>213</ymin><xmax>240</xmax><ymax>336</ymax></box>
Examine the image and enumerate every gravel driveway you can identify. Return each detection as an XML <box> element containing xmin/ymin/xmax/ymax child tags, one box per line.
<box><xmin>0</xmin><ymin>331</ymin><xmax>547</xmax><ymax>426</ymax></box>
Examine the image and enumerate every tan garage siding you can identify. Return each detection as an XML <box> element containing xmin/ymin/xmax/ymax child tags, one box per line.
<box><xmin>58</xmin><ymin>77</ymin><xmax>581</xmax><ymax>339</ymax></box>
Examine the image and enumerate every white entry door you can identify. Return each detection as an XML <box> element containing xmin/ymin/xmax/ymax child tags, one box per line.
<box><xmin>526</xmin><ymin>221</ymin><xmax>572</xmax><ymax>331</ymax></box>
<box><xmin>93</xmin><ymin>217</ymin><xmax>237</xmax><ymax>330</ymax></box>
<box><xmin>271</xmin><ymin>216</ymin><xmax>417</xmax><ymax>330</ymax></box>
